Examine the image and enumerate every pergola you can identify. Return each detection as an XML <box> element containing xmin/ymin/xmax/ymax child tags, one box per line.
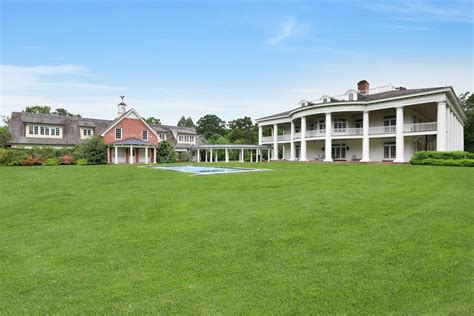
<box><xmin>194</xmin><ymin>144</ymin><xmax>272</xmax><ymax>163</ymax></box>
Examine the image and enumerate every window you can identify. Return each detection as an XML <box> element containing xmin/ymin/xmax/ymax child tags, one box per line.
<box><xmin>355</xmin><ymin>119</ymin><xmax>363</xmax><ymax>128</ymax></box>
<box><xmin>178</xmin><ymin>135</ymin><xmax>195</xmax><ymax>143</ymax></box>
<box><xmin>158</xmin><ymin>133</ymin><xmax>166</xmax><ymax>141</ymax></box>
<box><xmin>26</xmin><ymin>125</ymin><xmax>61</xmax><ymax>137</ymax></box>
<box><xmin>384</xmin><ymin>116</ymin><xmax>396</xmax><ymax>133</ymax></box>
<box><xmin>115</xmin><ymin>128</ymin><xmax>122</xmax><ymax>140</ymax></box>
<box><xmin>81</xmin><ymin>128</ymin><xmax>93</xmax><ymax>139</ymax></box>
<box><xmin>348</xmin><ymin>93</ymin><xmax>354</xmax><ymax>101</ymax></box>
<box><xmin>323</xmin><ymin>98</ymin><xmax>329</xmax><ymax>103</ymax></box>
<box><xmin>332</xmin><ymin>144</ymin><xmax>346</xmax><ymax>160</ymax></box>
<box><xmin>319</xmin><ymin>120</ymin><xmax>325</xmax><ymax>131</ymax></box>
<box><xmin>334</xmin><ymin>119</ymin><xmax>346</xmax><ymax>133</ymax></box>
<box><xmin>142</xmin><ymin>130</ymin><xmax>148</xmax><ymax>141</ymax></box>
<box><xmin>384</xmin><ymin>142</ymin><xmax>396</xmax><ymax>159</ymax></box>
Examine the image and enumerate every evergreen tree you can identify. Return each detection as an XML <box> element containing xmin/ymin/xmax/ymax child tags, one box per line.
<box><xmin>157</xmin><ymin>140</ymin><xmax>176</xmax><ymax>163</ymax></box>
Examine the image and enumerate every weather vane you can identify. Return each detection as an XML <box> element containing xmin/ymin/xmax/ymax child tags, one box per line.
<box><xmin>120</xmin><ymin>96</ymin><xmax>125</xmax><ymax>102</ymax></box>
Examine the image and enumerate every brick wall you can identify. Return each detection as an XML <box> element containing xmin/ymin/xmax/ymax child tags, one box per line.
<box><xmin>103</xmin><ymin>118</ymin><xmax>159</xmax><ymax>145</ymax></box>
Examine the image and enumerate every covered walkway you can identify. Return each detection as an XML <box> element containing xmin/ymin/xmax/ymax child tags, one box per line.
<box><xmin>194</xmin><ymin>144</ymin><xmax>271</xmax><ymax>162</ymax></box>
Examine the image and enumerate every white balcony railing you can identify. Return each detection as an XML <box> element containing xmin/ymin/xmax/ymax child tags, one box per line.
<box><xmin>293</xmin><ymin>132</ymin><xmax>301</xmax><ymax>140</ymax></box>
<box><xmin>261</xmin><ymin>136</ymin><xmax>273</xmax><ymax>143</ymax></box>
<box><xmin>369</xmin><ymin>126</ymin><xmax>396</xmax><ymax>135</ymax></box>
<box><xmin>277</xmin><ymin>134</ymin><xmax>291</xmax><ymax>141</ymax></box>
<box><xmin>306</xmin><ymin>129</ymin><xmax>325</xmax><ymax>137</ymax></box>
<box><xmin>333</xmin><ymin>128</ymin><xmax>363</xmax><ymax>136</ymax></box>
<box><xmin>404</xmin><ymin>122</ymin><xmax>437</xmax><ymax>133</ymax></box>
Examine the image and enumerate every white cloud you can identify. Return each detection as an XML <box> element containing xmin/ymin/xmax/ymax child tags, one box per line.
<box><xmin>267</xmin><ymin>19</ymin><xmax>298</xmax><ymax>45</ymax></box>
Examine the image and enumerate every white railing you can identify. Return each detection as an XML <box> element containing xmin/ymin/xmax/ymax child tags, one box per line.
<box><xmin>369</xmin><ymin>126</ymin><xmax>396</xmax><ymax>135</ymax></box>
<box><xmin>261</xmin><ymin>136</ymin><xmax>273</xmax><ymax>143</ymax></box>
<box><xmin>293</xmin><ymin>132</ymin><xmax>301</xmax><ymax>140</ymax></box>
<box><xmin>277</xmin><ymin>134</ymin><xmax>291</xmax><ymax>141</ymax></box>
<box><xmin>404</xmin><ymin>122</ymin><xmax>437</xmax><ymax>133</ymax></box>
<box><xmin>306</xmin><ymin>129</ymin><xmax>325</xmax><ymax>137</ymax></box>
<box><xmin>333</xmin><ymin>128</ymin><xmax>363</xmax><ymax>136</ymax></box>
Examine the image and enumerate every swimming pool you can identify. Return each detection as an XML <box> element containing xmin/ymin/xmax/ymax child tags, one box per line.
<box><xmin>149</xmin><ymin>165</ymin><xmax>264</xmax><ymax>175</ymax></box>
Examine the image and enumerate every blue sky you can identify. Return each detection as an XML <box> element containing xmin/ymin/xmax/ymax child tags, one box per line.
<box><xmin>1</xmin><ymin>0</ymin><xmax>473</xmax><ymax>124</ymax></box>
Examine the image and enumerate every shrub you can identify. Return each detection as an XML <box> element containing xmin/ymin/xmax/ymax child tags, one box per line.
<box><xmin>20</xmin><ymin>155</ymin><xmax>43</xmax><ymax>166</ymax></box>
<box><xmin>76</xmin><ymin>136</ymin><xmax>107</xmax><ymax>164</ymax></box>
<box><xmin>156</xmin><ymin>140</ymin><xmax>176</xmax><ymax>163</ymax></box>
<box><xmin>75</xmin><ymin>158</ymin><xmax>89</xmax><ymax>165</ymax></box>
<box><xmin>59</xmin><ymin>154</ymin><xmax>74</xmax><ymax>165</ymax></box>
<box><xmin>1</xmin><ymin>148</ymin><xmax>28</xmax><ymax>166</ymax></box>
<box><xmin>411</xmin><ymin>151</ymin><xmax>471</xmax><ymax>160</ymax></box>
<box><xmin>43</xmin><ymin>157</ymin><xmax>59</xmax><ymax>166</ymax></box>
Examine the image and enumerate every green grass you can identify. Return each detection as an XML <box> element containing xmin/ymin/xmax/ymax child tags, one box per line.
<box><xmin>1</xmin><ymin>162</ymin><xmax>473</xmax><ymax>314</ymax></box>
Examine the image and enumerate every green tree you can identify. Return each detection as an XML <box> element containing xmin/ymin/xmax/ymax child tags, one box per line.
<box><xmin>78</xmin><ymin>136</ymin><xmax>107</xmax><ymax>164</ymax></box>
<box><xmin>52</xmin><ymin>108</ymin><xmax>81</xmax><ymax>117</ymax></box>
<box><xmin>177</xmin><ymin>116</ymin><xmax>195</xmax><ymax>127</ymax></box>
<box><xmin>185</xmin><ymin>116</ymin><xmax>195</xmax><ymax>127</ymax></box>
<box><xmin>459</xmin><ymin>92</ymin><xmax>474</xmax><ymax>152</ymax></box>
<box><xmin>0</xmin><ymin>126</ymin><xmax>10</xmax><ymax>148</ymax></box>
<box><xmin>196</xmin><ymin>114</ymin><xmax>227</xmax><ymax>139</ymax></box>
<box><xmin>145</xmin><ymin>117</ymin><xmax>161</xmax><ymax>125</ymax></box>
<box><xmin>24</xmin><ymin>106</ymin><xmax>51</xmax><ymax>114</ymax></box>
<box><xmin>0</xmin><ymin>116</ymin><xmax>11</xmax><ymax>148</ymax></box>
<box><xmin>156</xmin><ymin>140</ymin><xmax>176</xmax><ymax>163</ymax></box>
<box><xmin>227</xmin><ymin>116</ymin><xmax>258</xmax><ymax>144</ymax></box>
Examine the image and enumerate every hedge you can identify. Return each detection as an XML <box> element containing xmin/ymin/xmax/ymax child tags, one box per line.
<box><xmin>410</xmin><ymin>151</ymin><xmax>474</xmax><ymax>167</ymax></box>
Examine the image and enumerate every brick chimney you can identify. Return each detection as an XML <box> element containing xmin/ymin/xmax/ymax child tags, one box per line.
<box><xmin>357</xmin><ymin>80</ymin><xmax>369</xmax><ymax>94</ymax></box>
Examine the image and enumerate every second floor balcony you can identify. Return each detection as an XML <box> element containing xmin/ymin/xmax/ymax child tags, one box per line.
<box><xmin>261</xmin><ymin>122</ymin><xmax>437</xmax><ymax>143</ymax></box>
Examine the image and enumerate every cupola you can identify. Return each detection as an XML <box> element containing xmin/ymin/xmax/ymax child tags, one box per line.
<box><xmin>117</xmin><ymin>96</ymin><xmax>127</xmax><ymax>117</ymax></box>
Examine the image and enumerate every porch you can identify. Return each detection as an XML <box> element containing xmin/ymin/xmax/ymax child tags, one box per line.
<box><xmin>107</xmin><ymin>138</ymin><xmax>158</xmax><ymax>164</ymax></box>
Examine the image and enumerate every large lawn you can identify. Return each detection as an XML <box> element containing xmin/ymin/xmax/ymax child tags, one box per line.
<box><xmin>1</xmin><ymin>163</ymin><xmax>472</xmax><ymax>314</ymax></box>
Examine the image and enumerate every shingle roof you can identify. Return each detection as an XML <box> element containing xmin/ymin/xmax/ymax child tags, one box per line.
<box><xmin>257</xmin><ymin>87</ymin><xmax>450</xmax><ymax>121</ymax></box>
<box><xmin>112</xmin><ymin>137</ymin><xmax>154</xmax><ymax>146</ymax></box>
<box><xmin>8</xmin><ymin>112</ymin><xmax>199</xmax><ymax>147</ymax></box>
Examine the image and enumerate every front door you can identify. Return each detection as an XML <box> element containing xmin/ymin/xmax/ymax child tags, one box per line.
<box><xmin>384</xmin><ymin>142</ymin><xmax>396</xmax><ymax>160</ymax></box>
<box><xmin>332</xmin><ymin>144</ymin><xmax>346</xmax><ymax>160</ymax></box>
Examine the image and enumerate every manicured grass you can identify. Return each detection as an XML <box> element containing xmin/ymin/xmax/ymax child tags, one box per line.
<box><xmin>1</xmin><ymin>163</ymin><xmax>472</xmax><ymax>314</ymax></box>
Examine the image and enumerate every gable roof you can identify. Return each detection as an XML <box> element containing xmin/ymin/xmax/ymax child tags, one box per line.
<box><xmin>100</xmin><ymin>108</ymin><xmax>159</xmax><ymax>138</ymax></box>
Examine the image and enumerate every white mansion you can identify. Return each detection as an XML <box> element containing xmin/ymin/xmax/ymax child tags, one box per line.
<box><xmin>256</xmin><ymin>80</ymin><xmax>465</xmax><ymax>162</ymax></box>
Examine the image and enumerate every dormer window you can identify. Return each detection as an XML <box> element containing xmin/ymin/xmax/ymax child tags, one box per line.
<box><xmin>348</xmin><ymin>93</ymin><xmax>354</xmax><ymax>101</ymax></box>
<box><xmin>115</xmin><ymin>128</ymin><xmax>122</xmax><ymax>140</ymax></box>
<box><xmin>157</xmin><ymin>133</ymin><xmax>166</xmax><ymax>141</ymax></box>
<box><xmin>142</xmin><ymin>130</ymin><xmax>148</xmax><ymax>141</ymax></box>
<box><xmin>323</xmin><ymin>98</ymin><xmax>329</xmax><ymax>103</ymax></box>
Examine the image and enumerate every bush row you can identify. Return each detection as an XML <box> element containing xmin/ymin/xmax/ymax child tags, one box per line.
<box><xmin>0</xmin><ymin>136</ymin><xmax>107</xmax><ymax>166</ymax></box>
<box><xmin>410</xmin><ymin>151</ymin><xmax>474</xmax><ymax>167</ymax></box>
<box><xmin>411</xmin><ymin>151</ymin><xmax>474</xmax><ymax>160</ymax></box>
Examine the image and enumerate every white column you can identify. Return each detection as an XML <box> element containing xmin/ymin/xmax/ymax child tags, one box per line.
<box><xmin>153</xmin><ymin>147</ymin><xmax>157</xmax><ymax>163</ymax></box>
<box><xmin>210</xmin><ymin>149</ymin><xmax>213</xmax><ymax>162</ymax></box>
<box><xmin>361</xmin><ymin>111</ymin><xmax>370</xmax><ymax>162</ymax></box>
<box><xmin>224</xmin><ymin>148</ymin><xmax>228</xmax><ymax>162</ymax></box>
<box><xmin>241</xmin><ymin>148</ymin><xmax>244</xmax><ymax>162</ymax></box>
<box><xmin>272</xmin><ymin>124</ymin><xmax>278</xmax><ymax>160</ymax></box>
<box><xmin>300</xmin><ymin>116</ymin><xmax>307</xmax><ymax>161</ymax></box>
<box><xmin>205</xmin><ymin>150</ymin><xmax>208</xmax><ymax>162</ymax></box>
<box><xmin>437</xmin><ymin>101</ymin><xmax>447</xmax><ymax>151</ymax></box>
<box><xmin>267</xmin><ymin>149</ymin><xmax>270</xmax><ymax>161</ymax></box>
<box><xmin>145</xmin><ymin>146</ymin><xmax>149</xmax><ymax>164</ymax></box>
<box><xmin>290</xmin><ymin>120</ymin><xmax>295</xmax><ymax>161</ymax></box>
<box><xmin>129</xmin><ymin>146</ymin><xmax>134</xmax><ymax>164</ymax></box>
<box><xmin>114</xmin><ymin>146</ymin><xmax>118</xmax><ymax>164</ymax></box>
<box><xmin>197</xmin><ymin>149</ymin><xmax>201</xmax><ymax>162</ymax></box>
<box><xmin>215</xmin><ymin>150</ymin><xmax>218</xmax><ymax>162</ymax></box>
<box><xmin>324</xmin><ymin>113</ymin><xmax>332</xmax><ymax>162</ymax></box>
<box><xmin>446</xmin><ymin>108</ymin><xmax>451</xmax><ymax>151</ymax></box>
<box><xmin>258</xmin><ymin>126</ymin><xmax>263</xmax><ymax>145</ymax></box>
<box><xmin>250</xmin><ymin>150</ymin><xmax>253</xmax><ymax>162</ymax></box>
<box><xmin>394</xmin><ymin>106</ymin><xmax>405</xmax><ymax>163</ymax></box>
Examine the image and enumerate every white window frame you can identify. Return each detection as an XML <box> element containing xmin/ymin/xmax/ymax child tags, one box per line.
<box><xmin>333</xmin><ymin>119</ymin><xmax>347</xmax><ymax>133</ymax></box>
<box><xmin>384</xmin><ymin>142</ymin><xmax>396</xmax><ymax>160</ymax></box>
<box><xmin>26</xmin><ymin>124</ymin><xmax>62</xmax><ymax>138</ymax></box>
<box><xmin>158</xmin><ymin>133</ymin><xmax>166</xmax><ymax>141</ymax></box>
<box><xmin>115</xmin><ymin>128</ymin><xmax>122</xmax><ymax>140</ymax></box>
<box><xmin>142</xmin><ymin>130</ymin><xmax>148</xmax><ymax>141</ymax></box>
